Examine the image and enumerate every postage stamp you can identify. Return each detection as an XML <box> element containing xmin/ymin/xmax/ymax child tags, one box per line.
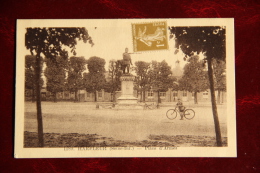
<box><xmin>15</xmin><ymin>19</ymin><xmax>236</xmax><ymax>158</ymax></box>
<box><xmin>132</xmin><ymin>21</ymin><xmax>168</xmax><ymax>52</ymax></box>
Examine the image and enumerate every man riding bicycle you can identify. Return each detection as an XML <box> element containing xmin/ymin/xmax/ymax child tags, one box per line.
<box><xmin>176</xmin><ymin>98</ymin><xmax>185</xmax><ymax>120</ymax></box>
<box><xmin>166</xmin><ymin>98</ymin><xmax>195</xmax><ymax>120</ymax></box>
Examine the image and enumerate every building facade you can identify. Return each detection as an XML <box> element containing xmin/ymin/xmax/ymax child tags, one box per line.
<box><xmin>26</xmin><ymin>60</ymin><xmax>226</xmax><ymax>103</ymax></box>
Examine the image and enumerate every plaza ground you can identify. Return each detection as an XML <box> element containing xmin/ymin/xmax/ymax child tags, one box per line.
<box><xmin>24</xmin><ymin>101</ymin><xmax>227</xmax><ymax>147</ymax></box>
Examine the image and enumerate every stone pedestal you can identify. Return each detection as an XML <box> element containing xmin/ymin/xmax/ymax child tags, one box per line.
<box><xmin>117</xmin><ymin>74</ymin><xmax>138</xmax><ymax>105</ymax></box>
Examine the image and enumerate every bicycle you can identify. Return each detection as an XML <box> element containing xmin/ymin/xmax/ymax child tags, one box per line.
<box><xmin>143</xmin><ymin>102</ymin><xmax>159</xmax><ymax>110</ymax></box>
<box><xmin>166</xmin><ymin>107</ymin><xmax>195</xmax><ymax>120</ymax></box>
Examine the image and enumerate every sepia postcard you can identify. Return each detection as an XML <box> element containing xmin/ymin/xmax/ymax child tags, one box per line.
<box><xmin>15</xmin><ymin>19</ymin><xmax>236</xmax><ymax>158</ymax></box>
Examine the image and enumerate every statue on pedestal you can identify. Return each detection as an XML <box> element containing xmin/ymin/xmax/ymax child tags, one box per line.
<box><xmin>117</xmin><ymin>48</ymin><xmax>141</xmax><ymax>75</ymax></box>
<box><xmin>121</xmin><ymin>48</ymin><xmax>132</xmax><ymax>74</ymax></box>
<box><xmin>117</xmin><ymin>47</ymin><xmax>141</xmax><ymax>74</ymax></box>
<box><xmin>115</xmin><ymin>48</ymin><xmax>143</xmax><ymax>107</ymax></box>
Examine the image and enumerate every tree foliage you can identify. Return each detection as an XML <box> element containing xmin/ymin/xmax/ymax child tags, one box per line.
<box><xmin>44</xmin><ymin>56</ymin><xmax>68</xmax><ymax>102</ymax></box>
<box><xmin>67</xmin><ymin>56</ymin><xmax>87</xmax><ymax>102</ymax></box>
<box><xmin>104</xmin><ymin>60</ymin><xmax>122</xmax><ymax>102</ymax></box>
<box><xmin>169</xmin><ymin>26</ymin><xmax>226</xmax><ymax>146</ymax></box>
<box><xmin>213</xmin><ymin>59</ymin><xmax>226</xmax><ymax>104</ymax></box>
<box><xmin>169</xmin><ymin>27</ymin><xmax>225</xmax><ymax>61</ymax></box>
<box><xmin>25</xmin><ymin>55</ymin><xmax>37</xmax><ymax>90</ymax></box>
<box><xmin>26</xmin><ymin>28</ymin><xmax>93</xmax><ymax>57</ymax></box>
<box><xmin>148</xmin><ymin>60</ymin><xmax>174</xmax><ymax>104</ymax></box>
<box><xmin>134</xmin><ymin>61</ymin><xmax>150</xmax><ymax>102</ymax></box>
<box><xmin>178</xmin><ymin>55</ymin><xmax>209</xmax><ymax>104</ymax></box>
<box><xmin>87</xmin><ymin>56</ymin><xmax>106</xmax><ymax>73</ymax></box>
<box><xmin>83</xmin><ymin>56</ymin><xmax>106</xmax><ymax>102</ymax></box>
<box><xmin>25</xmin><ymin>55</ymin><xmax>44</xmax><ymax>102</ymax></box>
<box><xmin>25</xmin><ymin>27</ymin><xmax>93</xmax><ymax>147</ymax></box>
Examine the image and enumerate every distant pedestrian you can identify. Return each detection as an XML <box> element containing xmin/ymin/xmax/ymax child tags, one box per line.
<box><xmin>176</xmin><ymin>98</ymin><xmax>185</xmax><ymax>120</ymax></box>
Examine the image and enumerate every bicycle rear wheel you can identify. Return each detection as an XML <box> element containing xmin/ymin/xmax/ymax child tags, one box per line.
<box><xmin>166</xmin><ymin>109</ymin><xmax>177</xmax><ymax>120</ymax></box>
<box><xmin>184</xmin><ymin>109</ymin><xmax>195</xmax><ymax>119</ymax></box>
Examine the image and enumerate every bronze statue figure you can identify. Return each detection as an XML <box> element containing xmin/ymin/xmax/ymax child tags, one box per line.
<box><xmin>121</xmin><ymin>48</ymin><xmax>132</xmax><ymax>74</ymax></box>
<box><xmin>117</xmin><ymin>48</ymin><xmax>141</xmax><ymax>74</ymax></box>
<box><xmin>123</xmin><ymin>48</ymin><xmax>133</xmax><ymax>74</ymax></box>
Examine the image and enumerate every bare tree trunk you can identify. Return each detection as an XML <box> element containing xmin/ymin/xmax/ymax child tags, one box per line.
<box><xmin>217</xmin><ymin>89</ymin><xmax>221</xmax><ymax>104</ymax></box>
<box><xmin>113</xmin><ymin>92</ymin><xmax>116</xmax><ymax>102</ymax></box>
<box><xmin>35</xmin><ymin>54</ymin><xmax>44</xmax><ymax>147</ymax></box>
<box><xmin>221</xmin><ymin>90</ymin><xmax>224</xmax><ymax>103</ymax></box>
<box><xmin>52</xmin><ymin>92</ymin><xmax>55</xmax><ymax>102</ymax></box>
<box><xmin>207</xmin><ymin>58</ymin><xmax>222</xmax><ymax>146</ymax></box>
<box><xmin>94</xmin><ymin>91</ymin><xmax>97</xmax><ymax>102</ymax></box>
<box><xmin>75</xmin><ymin>90</ymin><xmax>78</xmax><ymax>102</ymax></box>
<box><xmin>54</xmin><ymin>92</ymin><xmax>57</xmax><ymax>102</ymax></box>
<box><xmin>157</xmin><ymin>91</ymin><xmax>161</xmax><ymax>103</ymax></box>
<box><xmin>143</xmin><ymin>90</ymin><xmax>146</xmax><ymax>102</ymax></box>
<box><xmin>79</xmin><ymin>90</ymin><xmax>81</xmax><ymax>102</ymax></box>
<box><xmin>32</xmin><ymin>88</ymin><xmax>35</xmax><ymax>103</ymax></box>
<box><xmin>194</xmin><ymin>92</ymin><xmax>198</xmax><ymax>104</ymax></box>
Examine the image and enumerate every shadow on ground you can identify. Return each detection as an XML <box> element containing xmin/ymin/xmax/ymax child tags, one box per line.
<box><xmin>24</xmin><ymin>131</ymin><xmax>227</xmax><ymax>148</ymax></box>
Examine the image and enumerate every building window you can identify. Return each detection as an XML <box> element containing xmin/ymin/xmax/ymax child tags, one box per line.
<box><xmin>58</xmin><ymin>92</ymin><xmax>63</xmax><ymax>98</ymax></box>
<box><xmin>203</xmin><ymin>91</ymin><xmax>209</xmax><ymax>98</ymax></box>
<box><xmin>41</xmin><ymin>93</ymin><xmax>46</xmax><ymax>98</ymax></box>
<box><xmin>173</xmin><ymin>91</ymin><xmax>178</xmax><ymax>97</ymax></box>
<box><xmin>64</xmin><ymin>92</ymin><xmax>69</xmax><ymax>98</ymax></box>
<box><xmin>98</xmin><ymin>91</ymin><xmax>102</xmax><ymax>98</ymax></box>
<box><xmin>25</xmin><ymin>90</ymin><xmax>31</xmax><ymax>97</ymax></box>
<box><xmin>183</xmin><ymin>91</ymin><xmax>187</xmax><ymax>97</ymax></box>
<box><xmin>148</xmin><ymin>90</ymin><xmax>153</xmax><ymax>97</ymax></box>
<box><xmin>191</xmin><ymin>92</ymin><xmax>194</xmax><ymax>97</ymax></box>
<box><xmin>159</xmin><ymin>92</ymin><xmax>166</xmax><ymax>97</ymax></box>
<box><xmin>87</xmin><ymin>92</ymin><xmax>90</xmax><ymax>97</ymax></box>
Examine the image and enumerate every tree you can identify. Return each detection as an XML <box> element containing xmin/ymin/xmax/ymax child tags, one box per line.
<box><xmin>25</xmin><ymin>55</ymin><xmax>44</xmax><ymax>102</ymax></box>
<box><xmin>148</xmin><ymin>60</ymin><xmax>174</xmax><ymax>104</ymax></box>
<box><xmin>25</xmin><ymin>27</ymin><xmax>93</xmax><ymax>147</ymax></box>
<box><xmin>134</xmin><ymin>61</ymin><xmax>150</xmax><ymax>102</ymax></box>
<box><xmin>212</xmin><ymin>59</ymin><xmax>226</xmax><ymax>104</ymax></box>
<box><xmin>104</xmin><ymin>60</ymin><xmax>122</xmax><ymax>102</ymax></box>
<box><xmin>178</xmin><ymin>55</ymin><xmax>209</xmax><ymax>104</ymax></box>
<box><xmin>44</xmin><ymin>56</ymin><xmax>68</xmax><ymax>102</ymax></box>
<box><xmin>169</xmin><ymin>26</ymin><xmax>225</xmax><ymax>146</ymax></box>
<box><xmin>83</xmin><ymin>56</ymin><xmax>106</xmax><ymax>102</ymax></box>
<box><xmin>67</xmin><ymin>56</ymin><xmax>87</xmax><ymax>102</ymax></box>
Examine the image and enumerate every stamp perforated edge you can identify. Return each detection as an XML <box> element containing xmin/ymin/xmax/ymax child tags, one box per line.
<box><xmin>131</xmin><ymin>20</ymin><xmax>169</xmax><ymax>53</ymax></box>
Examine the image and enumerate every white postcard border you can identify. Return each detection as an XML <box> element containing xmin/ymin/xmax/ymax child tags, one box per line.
<box><xmin>15</xmin><ymin>18</ymin><xmax>236</xmax><ymax>158</ymax></box>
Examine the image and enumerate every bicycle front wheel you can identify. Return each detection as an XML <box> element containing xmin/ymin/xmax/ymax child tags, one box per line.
<box><xmin>166</xmin><ymin>109</ymin><xmax>177</xmax><ymax>120</ymax></box>
<box><xmin>184</xmin><ymin>109</ymin><xmax>195</xmax><ymax>120</ymax></box>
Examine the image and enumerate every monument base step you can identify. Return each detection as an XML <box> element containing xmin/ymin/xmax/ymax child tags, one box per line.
<box><xmin>117</xmin><ymin>95</ymin><xmax>138</xmax><ymax>105</ymax></box>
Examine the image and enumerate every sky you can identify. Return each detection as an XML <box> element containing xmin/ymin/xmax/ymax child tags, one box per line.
<box><xmin>19</xmin><ymin>19</ymin><xmax>234</xmax><ymax>95</ymax></box>
<box><xmin>24</xmin><ymin>20</ymin><xmax>187</xmax><ymax>71</ymax></box>
<box><xmin>67</xmin><ymin>26</ymin><xmax>187</xmax><ymax>70</ymax></box>
<box><xmin>73</xmin><ymin>27</ymin><xmax>184</xmax><ymax>69</ymax></box>
<box><xmin>22</xmin><ymin>18</ymin><xmax>232</xmax><ymax>72</ymax></box>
